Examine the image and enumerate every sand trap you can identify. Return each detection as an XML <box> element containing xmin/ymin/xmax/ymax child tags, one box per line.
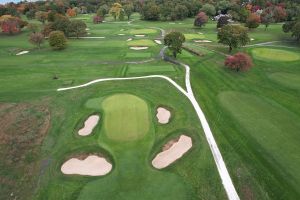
<box><xmin>85</xmin><ymin>28</ymin><xmax>90</xmax><ymax>31</ymax></box>
<box><xmin>61</xmin><ymin>155</ymin><xmax>112</xmax><ymax>176</ymax></box>
<box><xmin>251</xmin><ymin>38</ymin><xmax>255</xmax><ymax>41</ymax></box>
<box><xmin>194</xmin><ymin>40</ymin><xmax>212</xmax><ymax>43</ymax></box>
<box><xmin>78</xmin><ymin>115</ymin><xmax>99</xmax><ymax>136</ymax></box>
<box><xmin>152</xmin><ymin>135</ymin><xmax>192</xmax><ymax>169</ymax></box>
<box><xmin>135</xmin><ymin>34</ymin><xmax>145</xmax><ymax>37</ymax></box>
<box><xmin>16</xmin><ymin>51</ymin><xmax>29</xmax><ymax>56</ymax></box>
<box><xmin>118</xmin><ymin>33</ymin><xmax>125</xmax><ymax>36</ymax></box>
<box><xmin>154</xmin><ymin>39</ymin><xmax>162</xmax><ymax>44</ymax></box>
<box><xmin>156</xmin><ymin>107</ymin><xmax>171</xmax><ymax>124</ymax></box>
<box><xmin>130</xmin><ymin>46</ymin><xmax>149</xmax><ymax>50</ymax></box>
<box><xmin>198</xmin><ymin>32</ymin><xmax>203</xmax><ymax>34</ymax></box>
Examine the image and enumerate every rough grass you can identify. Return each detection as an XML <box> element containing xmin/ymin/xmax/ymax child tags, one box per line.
<box><xmin>251</xmin><ymin>48</ymin><xmax>300</xmax><ymax>61</ymax></box>
<box><xmin>268</xmin><ymin>72</ymin><xmax>300</xmax><ymax>90</ymax></box>
<box><xmin>101</xmin><ymin>93</ymin><xmax>150</xmax><ymax>141</ymax></box>
<box><xmin>127</xmin><ymin>39</ymin><xmax>156</xmax><ymax>47</ymax></box>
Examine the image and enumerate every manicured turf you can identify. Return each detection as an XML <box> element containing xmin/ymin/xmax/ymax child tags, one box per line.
<box><xmin>127</xmin><ymin>39</ymin><xmax>156</xmax><ymax>46</ymax></box>
<box><xmin>251</xmin><ymin>48</ymin><xmax>300</xmax><ymax>61</ymax></box>
<box><xmin>184</xmin><ymin>33</ymin><xmax>205</xmax><ymax>40</ymax></box>
<box><xmin>268</xmin><ymin>72</ymin><xmax>300</xmax><ymax>90</ymax></box>
<box><xmin>129</xmin><ymin>28</ymin><xmax>157</xmax><ymax>34</ymax></box>
<box><xmin>127</xmin><ymin>65</ymin><xmax>175</xmax><ymax>74</ymax></box>
<box><xmin>102</xmin><ymin>94</ymin><xmax>150</xmax><ymax>141</ymax></box>
<box><xmin>125</xmin><ymin>52</ymin><xmax>152</xmax><ymax>58</ymax></box>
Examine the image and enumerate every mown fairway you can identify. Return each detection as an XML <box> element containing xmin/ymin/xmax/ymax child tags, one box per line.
<box><xmin>0</xmin><ymin>12</ymin><xmax>300</xmax><ymax>200</ymax></box>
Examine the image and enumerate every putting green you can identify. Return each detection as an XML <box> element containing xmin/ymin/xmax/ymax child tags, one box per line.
<box><xmin>251</xmin><ymin>48</ymin><xmax>300</xmax><ymax>61</ymax></box>
<box><xmin>102</xmin><ymin>94</ymin><xmax>150</xmax><ymax>141</ymax></box>
<box><xmin>127</xmin><ymin>65</ymin><xmax>175</xmax><ymax>74</ymax></box>
<box><xmin>127</xmin><ymin>39</ymin><xmax>156</xmax><ymax>47</ymax></box>
<box><xmin>268</xmin><ymin>72</ymin><xmax>300</xmax><ymax>90</ymax></box>
<box><xmin>184</xmin><ymin>34</ymin><xmax>205</xmax><ymax>40</ymax></box>
<box><xmin>130</xmin><ymin>28</ymin><xmax>157</xmax><ymax>34</ymax></box>
<box><xmin>219</xmin><ymin>91</ymin><xmax>300</xmax><ymax>187</ymax></box>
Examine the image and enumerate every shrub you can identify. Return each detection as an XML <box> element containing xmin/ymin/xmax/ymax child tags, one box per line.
<box><xmin>194</xmin><ymin>12</ymin><xmax>208</xmax><ymax>27</ymax></box>
<box><xmin>67</xmin><ymin>20</ymin><xmax>87</xmax><ymax>38</ymax></box>
<box><xmin>225</xmin><ymin>52</ymin><xmax>253</xmax><ymax>72</ymax></box>
<box><xmin>217</xmin><ymin>15</ymin><xmax>230</xmax><ymax>28</ymax></box>
<box><xmin>93</xmin><ymin>15</ymin><xmax>103</xmax><ymax>24</ymax></box>
<box><xmin>29</xmin><ymin>32</ymin><xmax>44</xmax><ymax>49</ymax></box>
<box><xmin>48</xmin><ymin>31</ymin><xmax>67</xmax><ymax>50</ymax></box>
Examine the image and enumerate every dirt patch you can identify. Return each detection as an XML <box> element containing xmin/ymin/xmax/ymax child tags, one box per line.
<box><xmin>78</xmin><ymin>115</ymin><xmax>100</xmax><ymax>136</ymax></box>
<box><xmin>61</xmin><ymin>155</ymin><xmax>112</xmax><ymax>176</ymax></box>
<box><xmin>152</xmin><ymin>135</ymin><xmax>192</xmax><ymax>169</ymax></box>
<box><xmin>0</xmin><ymin>102</ymin><xmax>50</xmax><ymax>199</ymax></box>
<box><xmin>130</xmin><ymin>46</ymin><xmax>149</xmax><ymax>50</ymax></box>
<box><xmin>156</xmin><ymin>107</ymin><xmax>171</xmax><ymax>124</ymax></box>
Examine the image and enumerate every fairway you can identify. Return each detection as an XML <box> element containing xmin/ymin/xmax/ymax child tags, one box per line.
<box><xmin>184</xmin><ymin>34</ymin><xmax>205</xmax><ymax>40</ymax></box>
<box><xmin>102</xmin><ymin>94</ymin><xmax>150</xmax><ymax>141</ymax></box>
<box><xmin>129</xmin><ymin>28</ymin><xmax>157</xmax><ymax>34</ymax></box>
<box><xmin>127</xmin><ymin>39</ymin><xmax>156</xmax><ymax>46</ymax></box>
<box><xmin>268</xmin><ymin>72</ymin><xmax>300</xmax><ymax>90</ymax></box>
<box><xmin>125</xmin><ymin>52</ymin><xmax>152</xmax><ymax>58</ymax></box>
<box><xmin>251</xmin><ymin>48</ymin><xmax>300</xmax><ymax>61</ymax></box>
<box><xmin>127</xmin><ymin>65</ymin><xmax>175</xmax><ymax>74</ymax></box>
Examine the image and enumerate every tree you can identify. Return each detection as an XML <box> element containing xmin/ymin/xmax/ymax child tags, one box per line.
<box><xmin>225</xmin><ymin>52</ymin><xmax>253</xmax><ymax>72</ymax></box>
<box><xmin>123</xmin><ymin>3</ymin><xmax>134</xmax><ymax>20</ymax></box>
<box><xmin>171</xmin><ymin>5</ymin><xmax>189</xmax><ymax>21</ymax></box>
<box><xmin>67</xmin><ymin>20</ymin><xmax>87</xmax><ymax>38</ymax></box>
<box><xmin>29</xmin><ymin>32</ymin><xmax>44</xmax><ymax>49</ymax></box>
<box><xmin>97</xmin><ymin>4</ymin><xmax>109</xmax><ymax>17</ymax></box>
<box><xmin>164</xmin><ymin>31</ymin><xmax>185</xmax><ymax>58</ymax></box>
<box><xmin>66</xmin><ymin>8</ymin><xmax>76</xmax><ymax>17</ymax></box>
<box><xmin>27</xmin><ymin>23</ymin><xmax>39</xmax><ymax>33</ymax></box>
<box><xmin>194</xmin><ymin>12</ymin><xmax>208</xmax><ymax>28</ymax></box>
<box><xmin>200</xmin><ymin>3</ymin><xmax>216</xmax><ymax>17</ymax></box>
<box><xmin>48</xmin><ymin>31</ymin><xmax>67</xmax><ymax>50</ymax></box>
<box><xmin>245</xmin><ymin>13</ymin><xmax>261</xmax><ymax>29</ymax></box>
<box><xmin>272</xmin><ymin>5</ymin><xmax>287</xmax><ymax>22</ymax></box>
<box><xmin>109</xmin><ymin>3</ymin><xmax>122</xmax><ymax>21</ymax></box>
<box><xmin>282</xmin><ymin>21</ymin><xmax>296</xmax><ymax>33</ymax></box>
<box><xmin>52</xmin><ymin>15</ymin><xmax>70</xmax><ymax>35</ymax></box>
<box><xmin>141</xmin><ymin>3</ymin><xmax>160</xmax><ymax>21</ymax></box>
<box><xmin>291</xmin><ymin>22</ymin><xmax>300</xmax><ymax>42</ymax></box>
<box><xmin>35</xmin><ymin>11</ymin><xmax>48</xmax><ymax>24</ymax></box>
<box><xmin>218</xmin><ymin>25</ymin><xmax>250</xmax><ymax>52</ymax></box>
<box><xmin>261</xmin><ymin>10</ymin><xmax>274</xmax><ymax>30</ymax></box>
<box><xmin>0</xmin><ymin>15</ymin><xmax>25</xmax><ymax>35</ymax></box>
<box><xmin>25</xmin><ymin>10</ymin><xmax>35</xmax><ymax>20</ymax></box>
<box><xmin>217</xmin><ymin>15</ymin><xmax>230</xmax><ymax>28</ymax></box>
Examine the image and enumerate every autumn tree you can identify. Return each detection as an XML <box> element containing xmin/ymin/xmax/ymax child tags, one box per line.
<box><xmin>93</xmin><ymin>15</ymin><xmax>103</xmax><ymax>24</ymax></box>
<box><xmin>35</xmin><ymin>11</ymin><xmax>48</xmax><ymax>24</ymax></box>
<box><xmin>27</xmin><ymin>23</ymin><xmax>39</xmax><ymax>33</ymax></box>
<box><xmin>48</xmin><ymin>31</ymin><xmax>67</xmax><ymax>50</ymax></box>
<box><xmin>245</xmin><ymin>13</ymin><xmax>261</xmax><ymax>29</ymax></box>
<box><xmin>66</xmin><ymin>8</ymin><xmax>76</xmax><ymax>17</ymax></box>
<box><xmin>0</xmin><ymin>15</ymin><xmax>26</xmax><ymax>35</ymax></box>
<box><xmin>218</xmin><ymin>25</ymin><xmax>250</xmax><ymax>52</ymax></box>
<box><xmin>261</xmin><ymin>10</ymin><xmax>274</xmax><ymax>31</ymax></box>
<box><xmin>225</xmin><ymin>53</ymin><xmax>253</xmax><ymax>72</ymax></box>
<box><xmin>67</xmin><ymin>20</ymin><xmax>87</xmax><ymax>38</ymax></box>
<box><xmin>217</xmin><ymin>15</ymin><xmax>230</xmax><ymax>28</ymax></box>
<box><xmin>29</xmin><ymin>32</ymin><xmax>44</xmax><ymax>49</ymax></box>
<box><xmin>164</xmin><ymin>31</ymin><xmax>185</xmax><ymax>58</ymax></box>
<box><xmin>194</xmin><ymin>12</ymin><xmax>208</xmax><ymax>28</ymax></box>
<box><xmin>109</xmin><ymin>3</ymin><xmax>122</xmax><ymax>21</ymax></box>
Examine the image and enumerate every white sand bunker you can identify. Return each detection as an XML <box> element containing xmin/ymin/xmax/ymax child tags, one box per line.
<box><xmin>251</xmin><ymin>38</ymin><xmax>255</xmax><ymax>41</ymax></box>
<box><xmin>156</xmin><ymin>107</ymin><xmax>171</xmax><ymax>124</ymax></box>
<box><xmin>85</xmin><ymin>28</ymin><xmax>90</xmax><ymax>31</ymax></box>
<box><xmin>152</xmin><ymin>135</ymin><xmax>192</xmax><ymax>169</ymax></box>
<box><xmin>16</xmin><ymin>51</ymin><xmax>29</xmax><ymax>56</ymax></box>
<box><xmin>135</xmin><ymin>34</ymin><xmax>145</xmax><ymax>37</ymax></box>
<box><xmin>154</xmin><ymin>39</ymin><xmax>162</xmax><ymax>44</ymax></box>
<box><xmin>127</xmin><ymin>38</ymin><xmax>132</xmax><ymax>41</ymax></box>
<box><xmin>78</xmin><ymin>115</ymin><xmax>100</xmax><ymax>136</ymax></box>
<box><xmin>118</xmin><ymin>33</ymin><xmax>125</xmax><ymax>36</ymax></box>
<box><xmin>130</xmin><ymin>46</ymin><xmax>149</xmax><ymax>50</ymax></box>
<box><xmin>61</xmin><ymin>155</ymin><xmax>112</xmax><ymax>176</ymax></box>
<box><xmin>194</xmin><ymin>40</ymin><xmax>212</xmax><ymax>43</ymax></box>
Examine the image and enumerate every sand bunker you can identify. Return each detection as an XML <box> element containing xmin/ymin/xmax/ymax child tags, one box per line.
<box><xmin>127</xmin><ymin>38</ymin><xmax>133</xmax><ymax>41</ymax></box>
<box><xmin>118</xmin><ymin>33</ymin><xmax>125</xmax><ymax>36</ymax></box>
<box><xmin>194</xmin><ymin>40</ymin><xmax>212</xmax><ymax>43</ymax></box>
<box><xmin>135</xmin><ymin>34</ymin><xmax>145</xmax><ymax>37</ymax></box>
<box><xmin>85</xmin><ymin>28</ymin><xmax>90</xmax><ymax>31</ymax></box>
<box><xmin>152</xmin><ymin>135</ymin><xmax>192</xmax><ymax>169</ymax></box>
<box><xmin>130</xmin><ymin>46</ymin><xmax>149</xmax><ymax>50</ymax></box>
<box><xmin>78</xmin><ymin>115</ymin><xmax>99</xmax><ymax>136</ymax></box>
<box><xmin>156</xmin><ymin>107</ymin><xmax>171</xmax><ymax>124</ymax></box>
<box><xmin>61</xmin><ymin>155</ymin><xmax>112</xmax><ymax>176</ymax></box>
<box><xmin>251</xmin><ymin>38</ymin><xmax>255</xmax><ymax>41</ymax></box>
<box><xmin>16</xmin><ymin>51</ymin><xmax>29</xmax><ymax>56</ymax></box>
<box><xmin>154</xmin><ymin>39</ymin><xmax>162</xmax><ymax>44</ymax></box>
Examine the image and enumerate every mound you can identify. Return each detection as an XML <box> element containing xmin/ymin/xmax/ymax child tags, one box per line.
<box><xmin>102</xmin><ymin>94</ymin><xmax>150</xmax><ymax>141</ymax></box>
<box><xmin>252</xmin><ymin>48</ymin><xmax>300</xmax><ymax>61</ymax></box>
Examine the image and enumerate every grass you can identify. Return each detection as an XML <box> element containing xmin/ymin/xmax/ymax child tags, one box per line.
<box><xmin>127</xmin><ymin>65</ymin><xmax>175</xmax><ymax>74</ymax></box>
<box><xmin>251</xmin><ymin>47</ymin><xmax>300</xmax><ymax>61</ymax></box>
<box><xmin>268</xmin><ymin>72</ymin><xmax>300</xmax><ymax>90</ymax></box>
<box><xmin>129</xmin><ymin>28</ymin><xmax>157</xmax><ymax>35</ymax></box>
<box><xmin>125</xmin><ymin>52</ymin><xmax>152</xmax><ymax>58</ymax></box>
<box><xmin>127</xmin><ymin>39</ymin><xmax>156</xmax><ymax>46</ymax></box>
<box><xmin>184</xmin><ymin>34</ymin><xmax>205</xmax><ymax>40</ymax></box>
<box><xmin>102</xmin><ymin>93</ymin><xmax>150</xmax><ymax>141</ymax></box>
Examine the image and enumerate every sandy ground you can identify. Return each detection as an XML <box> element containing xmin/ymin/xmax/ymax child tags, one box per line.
<box><xmin>154</xmin><ymin>39</ymin><xmax>162</xmax><ymax>44</ymax></box>
<box><xmin>61</xmin><ymin>155</ymin><xmax>112</xmax><ymax>176</ymax></box>
<box><xmin>156</xmin><ymin>107</ymin><xmax>171</xmax><ymax>124</ymax></box>
<box><xmin>135</xmin><ymin>34</ymin><xmax>145</xmax><ymax>37</ymax></box>
<box><xmin>152</xmin><ymin>135</ymin><xmax>192</xmax><ymax>169</ymax></box>
<box><xmin>78</xmin><ymin>115</ymin><xmax>99</xmax><ymax>136</ymax></box>
<box><xmin>194</xmin><ymin>40</ymin><xmax>212</xmax><ymax>43</ymax></box>
<box><xmin>130</xmin><ymin>47</ymin><xmax>149</xmax><ymax>50</ymax></box>
<box><xmin>127</xmin><ymin>38</ymin><xmax>133</xmax><ymax>41</ymax></box>
<box><xmin>16</xmin><ymin>51</ymin><xmax>29</xmax><ymax>56</ymax></box>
